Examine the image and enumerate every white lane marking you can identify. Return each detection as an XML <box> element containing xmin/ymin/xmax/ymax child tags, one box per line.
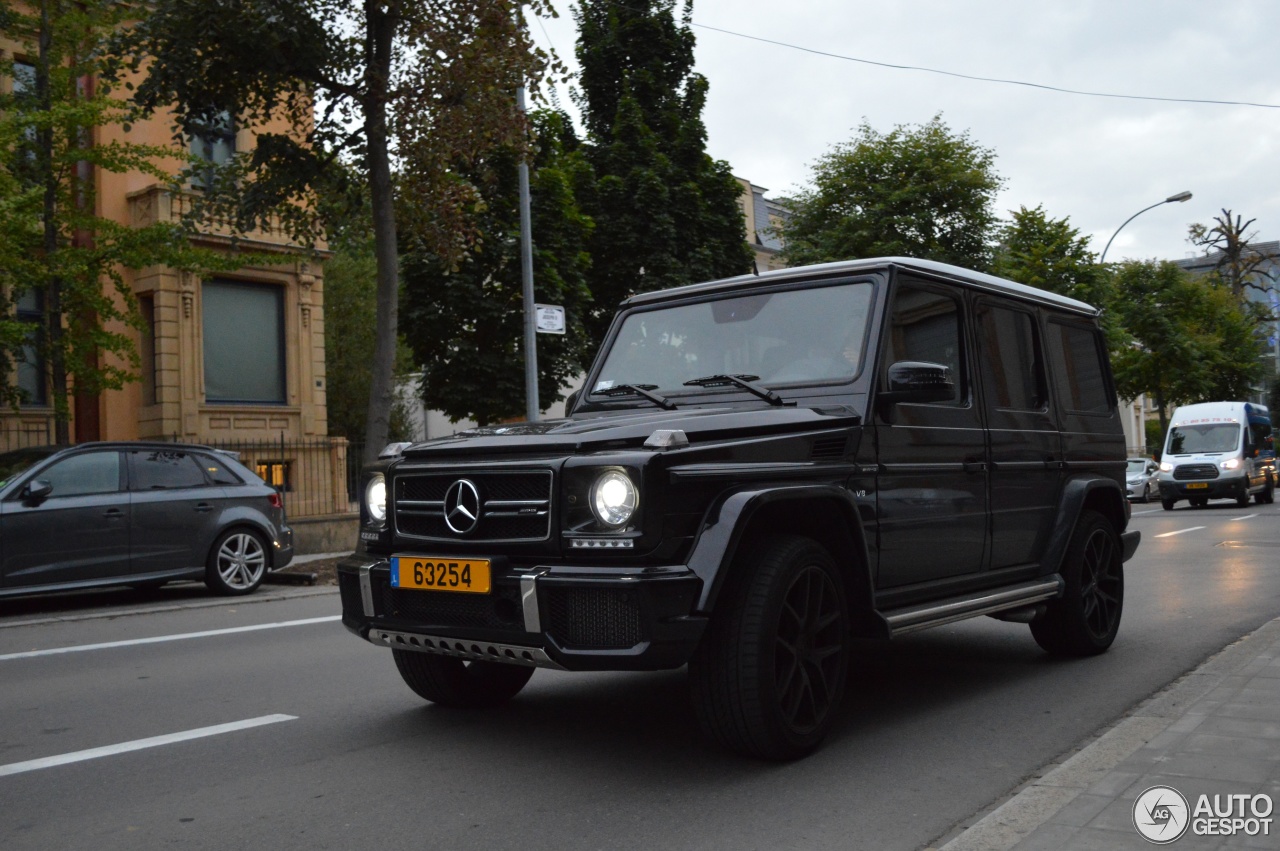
<box><xmin>1130</xmin><ymin>509</ymin><xmax>1165</xmax><ymax>515</ymax></box>
<box><xmin>0</xmin><ymin>715</ymin><xmax>296</xmax><ymax>777</ymax></box>
<box><xmin>1235</xmin><ymin>514</ymin><xmax>1259</xmax><ymax>521</ymax></box>
<box><xmin>0</xmin><ymin>616</ymin><xmax>341</xmax><ymax>662</ymax></box>
<box><xmin>1154</xmin><ymin>526</ymin><xmax>1205</xmax><ymax>538</ymax></box>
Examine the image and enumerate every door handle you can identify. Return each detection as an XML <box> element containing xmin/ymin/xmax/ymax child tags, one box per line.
<box><xmin>194</xmin><ymin>503</ymin><xmax>213</xmax><ymax>513</ymax></box>
<box><xmin>963</xmin><ymin>461</ymin><xmax>987</xmax><ymax>473</ymax></box>
<box><xmin>103</xmin><ymin>508</ymin><xmax>124</xmax><ymax>519</ymax></box>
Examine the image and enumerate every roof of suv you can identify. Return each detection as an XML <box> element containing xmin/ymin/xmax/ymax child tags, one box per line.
<box><xmin>621</xmin><ymin>257</ymin><xmax>1099</xmax><ymax>316</ymax></box>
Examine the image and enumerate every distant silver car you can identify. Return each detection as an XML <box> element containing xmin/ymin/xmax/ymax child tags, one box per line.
<box><xmin>1126</xmin><ymin>457</ymin><xmax>1160</xmax><ymax>502</ymax></box>
<box><xmin>0</xmin><ymin>442</ymin><xmax>293</xmax><ymax>599</ymax></box>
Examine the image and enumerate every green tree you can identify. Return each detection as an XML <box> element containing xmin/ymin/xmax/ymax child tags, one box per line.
<box><xmin>1108</xmin><ymin>260</ymin><xmax>1265</xmax><ymax>435</ymax></box>
<box><xmin>574</xmin><ymin>0</ymin><xmax>751</xmax><ymax>348</ymax></box>
<box><xmin>780</xmin><ymin>115</ymin><xmax>1003</xmax><ymax>271</ymax></box>
<box><xmin>120</xmin><ymin>0</ymin><xmax>557</xmax><ymax>460</ymax></box>
<box><xmin>993</xmin><ymin>205</ymin><xmax>1108</xmax><ymax>307</ymax></box>
<box><xmin>400</xmin><ymin>111</ymin><xmax>594</xmax><ymax>426</ymax></box>
<box><xmin>0</xmin><ymin>0</ymin><xmax>218</xmax><ymax>440</ymax></box>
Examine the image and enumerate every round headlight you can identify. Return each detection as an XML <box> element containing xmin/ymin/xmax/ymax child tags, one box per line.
<box><xmin>365</xmin><ymin>474</ymin><xmax>387</xmax><ymax>524</ymax></box>
<box><xmin>590</xmin><ymin>470</ymin><xmax>638</xmax><ymax>528</ymax></box>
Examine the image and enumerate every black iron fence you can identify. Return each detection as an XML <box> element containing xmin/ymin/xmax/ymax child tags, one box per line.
<box><xmin>181</xmin><ymin>435</ymin><xmax>364</xmax><ymax>518</ymax></box>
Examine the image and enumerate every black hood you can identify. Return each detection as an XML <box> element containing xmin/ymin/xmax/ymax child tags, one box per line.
<box><xmin>398</xmin><ymin>404</ymin><xmax>864</xmax><ymax>459</ymax></box>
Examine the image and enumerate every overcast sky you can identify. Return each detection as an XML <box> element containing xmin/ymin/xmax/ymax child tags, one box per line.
<box><xmin>529</xmin><ymin>0</ymin><xmax>1279</xmax><ymax>264</ymax></box>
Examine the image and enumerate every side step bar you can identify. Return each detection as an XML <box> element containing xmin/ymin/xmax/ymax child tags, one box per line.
<box><xmin>882</xmin><ymin>577</ymin><xmax>1063</xmax><ymax>637</ymax></box>
<box><xmin>369</xmin><ymin>628</ymin><xmax>567</xmax><ymax>671</ymax></box>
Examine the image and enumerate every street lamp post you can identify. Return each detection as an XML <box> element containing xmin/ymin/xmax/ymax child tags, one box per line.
<box><xmin>1099</xmin><ymin>191</ymin><xmax>1193</xmax><ymax>264</ymax></box>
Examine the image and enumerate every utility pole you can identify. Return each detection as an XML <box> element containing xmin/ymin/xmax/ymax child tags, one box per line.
<box><xmin>517</xmin><ymin>83</ymin><xmax>538</xmax><ymax>421</ymax></box>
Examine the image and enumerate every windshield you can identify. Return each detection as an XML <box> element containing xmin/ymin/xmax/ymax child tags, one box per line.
<box><xmin>593</xmin><ymin>282</ymin><xmax>875</xmax><ymax>396</ymax></box>
<box><xmin>1126</xmin><ymin>460</ymin><xmax>1148</xmax><ymax>473</ymax></box>
<box><xmin>0</xmin><ymin>447</ymin><xmax>58</xmax><ymax>488</ymax></box>
<box><xmin>1166</xmin><ymin>422</ymin><xmax>1241</xmax><ymax>455</ymax></box>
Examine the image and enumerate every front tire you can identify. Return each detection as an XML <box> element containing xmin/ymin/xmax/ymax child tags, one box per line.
<box><xmin>1141</xmin><ymin>483</ymin><xmax>1152</xmax><ymax>503</ymax></box>
<box><xmin>689</xmin><ymin>535</ymin><xmax>851</xmax><ymax>760</ymax></box>
<box><xmin>1031</xmin><ymin>510</ymin><xmax>1123</xmax><ymax>657</ymax></box>
<box><xmin>392</xmin><ymin>650</ymin><xmax>533</xmax><ymax>709</ymax></box>
<box><xmin>205</xmin><ymin>529</ymin><xmax>267</xmax><ymax>595</ymax></box>
<box><xmin>1161</xmin><ymin>497</ymin><xmax>1176</xmax><ymax>511</ymax></box>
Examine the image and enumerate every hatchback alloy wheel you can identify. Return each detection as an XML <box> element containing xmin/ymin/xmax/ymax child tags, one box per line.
<box><xmin>215</xmin><ymin>531</ymin><xmax>266</xmax><ymax>592</ymax></box>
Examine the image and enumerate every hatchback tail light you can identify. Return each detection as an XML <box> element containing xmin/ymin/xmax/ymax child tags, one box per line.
<box><xmin>268</xmin><ymin>492</ymin><xmax>282</xmax><ymax>509</ymax></box>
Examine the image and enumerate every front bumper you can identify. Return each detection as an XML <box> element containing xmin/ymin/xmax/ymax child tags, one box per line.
<box><xmin>1159</xmin><ymin>476</ymin><xmax>1247</xmax><ymax>501</ymax></box>
<box><xmin>337</xmin><ymin>556</ymin><xmax>706</xmax><ymax>672</ymax></box>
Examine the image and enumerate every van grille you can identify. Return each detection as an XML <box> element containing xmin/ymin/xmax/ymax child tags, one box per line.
<box><xmin>1173</xmin><ymin>464</ymin><xmax>1219</xmax><ymax>481</ymax></box>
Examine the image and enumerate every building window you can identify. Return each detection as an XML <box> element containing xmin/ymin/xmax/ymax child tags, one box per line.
<box><xmin>256</xmin><ymin>459</ymin><xmax>291</xmax><ymax>492</ymax></box>
<box><xmin>10</xmin><ymin>60</ymin><xmax>38</xmax><ymax>180</ymax></box>
<box><xmin>15</xmin><ymin>288</ymin><xmax>46</xmax><ymax>406</ymax></box>
<box><xmin>202</xmin><ymin>280</ymin><xmax>285</xmax><ymax>404</ymax></box>
<box><xmin>189</xmin><ymin>109</ymin><xmax>235</xmax><ymax>189</ymax></box>
<box><xmin>139</xmin><ymin>294</ymin><xmax>157</xmax><ymax>404</ymax></box>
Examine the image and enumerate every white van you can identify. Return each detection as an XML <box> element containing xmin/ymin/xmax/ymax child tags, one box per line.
<box><xmin>1157</xmin><ymin>401</ymin><xmax>1275</xmax><ymax>509</ymax></box>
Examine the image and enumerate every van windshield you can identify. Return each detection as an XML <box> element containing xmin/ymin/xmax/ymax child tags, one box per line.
<box><xmin>593</xmin><ymin>282</ymin><xmax>875</xmax><ymax>396</ymax></box>
<box><xmin>1166</xmin><ymin>422</ymin><xmax>1241</xmax><ymax>454</ymax></box>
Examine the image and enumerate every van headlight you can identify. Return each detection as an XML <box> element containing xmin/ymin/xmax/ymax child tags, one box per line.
<box><xmin>1159</xmin><ymin>461</ymin><xmax>1173</xmax><ymax>472</ymax></box>
<box><xmin>1221</xmin><ymin>458</ymin><xmax>1241</xmax><ymax>470</ymax></box>
<box><xmin>590</xmin><ymin>470</ymin><xmax>638</xmax><ymax>528</ymax></box>
<box><xmin>365</xmin><ymin>474</ymin><xmax>387</xmax><ymax>524</ymax></box>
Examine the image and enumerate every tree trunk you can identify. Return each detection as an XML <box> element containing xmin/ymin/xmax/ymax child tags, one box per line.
<box><xmin>38</xmin><ymin>0</ymin><xmax>70</xmax><ymax>444</ymax></box>
<box><xmin>361</xmin><ymin>1</ymin><xmax>401</xmax><ymax>463</ymax></box>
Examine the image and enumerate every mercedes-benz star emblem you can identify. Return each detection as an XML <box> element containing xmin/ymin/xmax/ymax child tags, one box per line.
<box><xmin>443</xmin><ymin>479</ymin><xmax>482</xmax><ymax>535</ymax></box>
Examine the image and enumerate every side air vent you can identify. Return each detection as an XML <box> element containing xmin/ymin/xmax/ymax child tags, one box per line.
<box><xmin>810</xmin><ymin>436</ymin><xmax>848</xmax><ymax>459</ymax></box>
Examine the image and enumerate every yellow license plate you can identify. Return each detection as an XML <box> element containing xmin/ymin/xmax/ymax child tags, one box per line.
<box><xmin>391</xmin><ymin>556</ymin><xmax>491</xmax><ymax>594</ymax></box>
<box><xmin>1185</xmin><ymin>482</ymin><xmax>1209</xmax><ymax>489</ymax></box>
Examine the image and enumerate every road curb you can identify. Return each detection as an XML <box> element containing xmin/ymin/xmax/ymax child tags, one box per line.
<box><xmin>935</xmin><ymin>614</ymin><xmax>1280</xmax><ymax>850</ymax></box>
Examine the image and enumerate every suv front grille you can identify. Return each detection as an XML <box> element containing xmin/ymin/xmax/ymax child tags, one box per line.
<box><xmin>394</xmin><ymin>470</ymin><xmax>553</xmax><ymax>542</ymax></box>
<box><xmin>544</xmin><ymin>587</ymin><xmax>644</xmax><ymax>649</ymax></box>
<box><xmin>1174</xmin><ymin>464</ymin><xmax>1219</xmax><ymax>480</ymax></box>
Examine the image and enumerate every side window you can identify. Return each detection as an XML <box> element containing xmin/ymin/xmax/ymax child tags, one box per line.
<box><xmin>196</xmin><ymin>452</ymin><xmax>243</xmax><ymax>485</ymax></box>
<box><xmin>39</xmin><ymin>452</ymin><xmax>121</xmax><ymax>498</ymax></box>
<box><xmin>129</xmin><ymin>450</ymin><xmax>209</xmax><ymax>490</ymax></box>
<box><xmin>977</xmin><ymin>305</ymin><xmax>1046</xmax><ymax>411</ymax></box>
<box><xmin>885</xmin><ymin>282</ymin><xmax>964</xmax><ymax>405</ymax></box>
<box><xmin>1047</xmin><ymin>321</ymin><xmax>1111</xmax><ymax>414</ymax></box>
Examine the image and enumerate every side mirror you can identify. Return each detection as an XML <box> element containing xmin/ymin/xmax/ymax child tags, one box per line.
<box><xmin>24</xmin><ymin>479</ymin><xmax>53</xmax><ymax>502</ymax></box>
<box><xmin>564</xmin><ymin>389</ymin><xmax>581</xmax><ymax>413</ymax></box>
<box><xmin>879</xmin><ymin>361</ymin><xmax>955</xmax><ymax>405</ymax></box>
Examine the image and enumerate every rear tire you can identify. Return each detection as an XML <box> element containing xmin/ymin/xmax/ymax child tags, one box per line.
<box><xmin>205</xmin><ymin>529</ymin><xmax>267</xmax><ymax>595</ymax></box>
<box><xmin>1031</xmin><ymin>510</ymin><xmax>1123</xmax><ymax>657</ymax></box>
<box><xmin>393</xmin><ymin>650</ymin><xmax>533</xmax><ymax>709</ymax></box>
<box><xmin>689</xmin><ymin>535</ymin><xmax>850</xmax><ymax>760</ymax></box>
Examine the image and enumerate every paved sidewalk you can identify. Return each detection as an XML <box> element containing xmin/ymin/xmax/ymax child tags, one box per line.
<box><xmin>940</xmin><ymin>616</ymin><xmax>1280</xmax><ymax>850</ymax></box>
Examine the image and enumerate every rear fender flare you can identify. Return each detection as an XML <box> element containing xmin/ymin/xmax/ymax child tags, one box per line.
<box><xmin>1041</xmin><ymin>475</ymin><xmax>1129</xmax><ymax>576</ymax></box>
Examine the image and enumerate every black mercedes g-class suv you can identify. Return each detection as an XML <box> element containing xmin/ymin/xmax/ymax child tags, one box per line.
<box><xmin>339</xmin><ymin>257</ymin><xmax>1140</xmax><ymax>760</ymax></box>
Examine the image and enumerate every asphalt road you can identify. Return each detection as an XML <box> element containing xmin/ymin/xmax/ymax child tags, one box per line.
<box><xmin>3</xmin><ymin>500</ymin><xmax>1280</xmax><ymax>851</ymax></box>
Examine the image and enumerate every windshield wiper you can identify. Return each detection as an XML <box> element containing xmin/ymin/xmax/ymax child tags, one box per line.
<box><xmin>684</xmin><ymin>374</ymin><xmax>794</xmax><ymax>407</ymax></box>
<box><xmin>598</xmin><ymin>383</ymin><xmax>678</xmax><ymax>410</ymax></box>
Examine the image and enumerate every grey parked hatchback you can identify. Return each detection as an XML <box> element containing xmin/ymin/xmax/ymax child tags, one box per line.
<box><xmin>0</xmin><ymin>442</ymin><xmax>293</xmax><ymax>598</ymax></box>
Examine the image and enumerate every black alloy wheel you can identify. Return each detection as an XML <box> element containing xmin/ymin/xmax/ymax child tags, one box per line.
<box><xmin>1031</xmin><ymin>510</ymin><xmax>1124</xmax><ymax>657</ymax></box>
<box><xmin>690</xmin><ymin>535</ymin><xmax>851</xmax><ymax>760</ymax></box>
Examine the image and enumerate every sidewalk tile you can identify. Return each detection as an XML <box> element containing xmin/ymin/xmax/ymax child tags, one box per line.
<box><xmin>1197</xmin><ymin>717</ymin><xmax>1280</xmax><ymax>740</ymax></box>
<box><xmin>1011</xmin><ymin>823</ymin><xmax>1076</xmax><ymax>850</ymax></box>
<box><xmin>1046</xmin><ymin>793</ymin><xmax>1112</xmax><ymax>828</ymax></box>
<box><xmin>1154</xmin><ymin>753</ymin><xmax>1273</xmax><ymax>784</ymax></box>
<box><xmin>1056</xmin><ymin>825</ymin><xmax>1179</xmax><ymax>850</ymax></box>
<box><xmin>1215</xmin><ymin>702</ymin><xmax>1280</xmax><ymax>723</ymax></box>
<box><xmin>1182</xmin><ymin>732</ymin><xmax>1280</xmax><ymax>759</ymax></box>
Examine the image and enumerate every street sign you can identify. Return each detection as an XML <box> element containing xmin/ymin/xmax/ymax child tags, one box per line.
<box><xmin>535</xmin><ymin>304</ymin><xmax>566</xmax><ymax>334</ymax></box>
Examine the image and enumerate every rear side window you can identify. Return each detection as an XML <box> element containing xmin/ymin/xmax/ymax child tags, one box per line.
<box><xmin>129</xmin><ymin>450</ymin><xmax>209</xmax><ymax>490</ymax></box>
<box><xmin>197</xmin><ymin>452</ymin><xmax>244</xmax><ymax>485</ymax></box>
<box><xmin>1047</xmin><ymin>321</ymin><xmax>1111</xmax><ymax>414</ymax></box>
<box><xmin>977</xmin><ymin>306</ymin><xmax>1045</xmax><ymax>410</ymax></box>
